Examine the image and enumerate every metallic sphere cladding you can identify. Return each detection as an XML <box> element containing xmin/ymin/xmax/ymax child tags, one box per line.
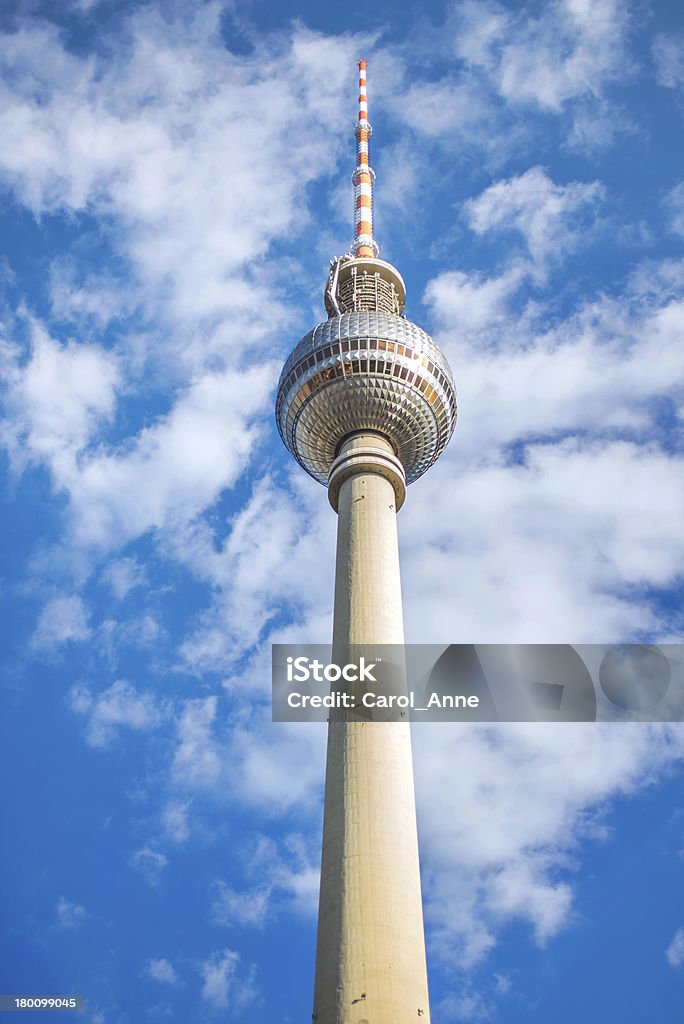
<box><xmin>276</xmin><ymin>302</ymin><xmax>457</xmax><ymax>486</ymax></box>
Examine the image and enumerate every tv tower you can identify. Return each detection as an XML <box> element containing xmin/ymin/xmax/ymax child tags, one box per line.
<box><xmin>275</xmin><ymin>60</ymin><xmax>457</xmax><ymax>1024</ymax></box>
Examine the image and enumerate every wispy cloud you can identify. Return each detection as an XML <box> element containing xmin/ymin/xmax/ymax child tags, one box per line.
<box><xmin>147</xmin><ymin>958</ymin><xmax>179</xmax><ymax>985</ymax></box>
<box><xmin>210</xmin><ymin>884</ymin><xmax>272</xmax><ymax>929</ymax></box>
<box><xmin>172</xmin><ymin>697</ymin><xmax>224</xmax><ymax>789</ymax></box>
<box><xmin>175</xmin><ymin>475</ymin><xmax>335</xmax><ymax>670</ymax></box>
<box><xmin>56</xmin><ymin>896</ymin><xmax>87</xmax><ymax>930</ymax></box>
<box><xmin>2</xmin><ymin>318</ymin><xmax>120</xmax><ymax>472</ymax></box>
<box><xmin>32</xmin><ymin>595</ymin><xmax>90</xmax><ymax>653</ymax></box>
<box><xmin>463</xmin><ymin>166</ymin><xmax>604</xmax><ymax>268</ymax></box>
<box><xmin>161</xmin><ymin>799</ymin><xmax>192</xmax><ymax>845</ymax></box>
<box><xmin>69</xmin><ymin>680</ymin><xmax>161</xmax><ymax>747</ymax></box>
<box><xmin>100</xmin><ymin>557</ymin><xmax>147</xmax><ymax>601</ymax></box>
<box><xmin>210</xmin><ymin>832</ymin><xmax>320</xmax><ymax>928</ymax></box>
<box><xmin>416</xmin><ymin>723</ymin><xmax>684</xmax><ymax>965</ymax></box>
<box><xmin>665</xmin><ymin>181</ymin><xmax>684</xmax><ymax>238</ymax></box>
<box><xmin>130</xmin><ymin>845</ymin><xmax>168</xmax><ymax>887</ymax></box>
<box><xmin>653</xmin><ymin>32</ymin><xmax>684</xmax><ymax>90</ymax></box>
<box><xmin>452</xmin><ymin>0</ymin><xmax>633</xmax><ymax>112</ymax></box>
<box><xmin>200</xmin><ymin>949</ymin><xmax>257</xmax><ymax>1011</ymax></box>
<box><xmin>666</xmin><ymin>927</ymin><xmax>684</xmax><ymax>969</ymax></box>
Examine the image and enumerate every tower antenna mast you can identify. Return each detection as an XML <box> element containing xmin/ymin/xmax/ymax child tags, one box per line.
<box><xmin>353</xmin><ymin>59</ymin><xmax>378</xmax><ymax>258</ymax></box>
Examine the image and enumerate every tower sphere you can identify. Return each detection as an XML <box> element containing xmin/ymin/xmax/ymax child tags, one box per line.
<box><xmin>275</xmin><ymin>255</ymin><xmax>457</xmax><ymax>491</ymax></box>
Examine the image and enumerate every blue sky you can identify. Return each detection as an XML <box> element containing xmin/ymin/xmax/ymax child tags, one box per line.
<box><xmin>1</xmin><ymin>0</ymin><xmax>684</xmax><ymax>1021</ymax></box>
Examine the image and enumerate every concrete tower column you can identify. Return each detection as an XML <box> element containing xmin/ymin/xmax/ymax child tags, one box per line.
<box><xmin>311</xmin><ymin>433</ymin><xmax>431</xmax><ymax>1024</ymax></box>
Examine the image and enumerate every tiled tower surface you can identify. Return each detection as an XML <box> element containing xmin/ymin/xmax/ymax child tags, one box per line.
<box><xmin>275</xmin><ymin>61</ymin><xmax>457</xmax><ymax>1024</ymax></box>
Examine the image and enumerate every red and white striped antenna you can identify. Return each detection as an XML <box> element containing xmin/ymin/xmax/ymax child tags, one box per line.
<box><xmin>352</xmin><ymin>59</ymin><xmax>378</xmax><ymax>258</ymax></box>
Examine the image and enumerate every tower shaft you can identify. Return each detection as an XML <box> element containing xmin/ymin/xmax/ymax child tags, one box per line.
<box><xmin>312</xmin><ymin>433</ymin><xmax>431</xmax><ymax>1024</ymax></box>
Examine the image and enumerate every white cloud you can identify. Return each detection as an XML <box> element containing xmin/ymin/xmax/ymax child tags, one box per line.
<box><xmin>56</xmin><ymin>896</ymin><xmax>87</xmax><ymax>929</ymax></box>
<box><xmin>415</xmin><ymin>723</ymin><xmax>684</xmax><ymax>965</ymax></box>
<box><xmin>395</xmin><ymin>79</ymin><xmax>491</xmax><ymax>140</ymax></box>
<box><xmin>66</xmin><ymin>362</ymin><xmax>274</xmax><ymax>549</ymax></box>
<box><xmin>401</xmin><ymin>441</ymin><xmax>684</xmax><ymax>645</ymax></box>
<box><xmin>147</xmin><ymin>958</ymin><xmax>178</xmax><ymax>985</ymax></box>
<box><xmin>211</xmin><ymin>833</ymin><xmax>320</xmax><ymax>927</ymax></box>
<box><xmin>666</xmin><ymin>928</ymin><xmax>684</xmax><ymax>968</ymax></box>
<box><xmin>453</xmin><ymin>0</ymin><xmax>632</xmax><ymax>112</ymax></box>
<box><xmin>451</xmin><ymin>2</ymin><xmax>510</xmax><ymax>69</ymax></box>
<box><xmin>211</xmin><ymin>884</ymin><xmax>271</xmax><ymax>928</ymax></box>
<box><xmin>250</xmin><ymin>833</ymin><xmax>320</xmax><ymax>914</ymax></box>
<box><xmin>438</xmin><ymin>988</ymin><xmax>496</xmax><ymax>1023</ymax></box>
<box><xmin>565</xmin><ymin>98</ymin><xmax>637</xmax><ymax>155</ymax></box>
<box><xmin>2</xmin><ymin>320</ymin><xmax>119</xmax><ymax>472</ymax></box>
<box><xmin>494</xmin><ymin>974</ymin><xmax>511</xmax><ymax>995</ymax></box>
<box><xmin>653</xmin><ymin>33</ymin><xmax>684</xmax><ymax>89</ymax></box>
<box><xmin>49</xmin><ymin>260</ymin><xmax>135</xmax><ymax>329</ymax></box>
<box><xmin>463</xmin><ymin>166</ymin><xmax>604</xmax><ymax>267</ymax></box>
<box><xmin>176</xmin><ymin>474</ymin><xmax>335</xmax><ymax>670</ymax></box>
<box><xmin>220</xmin><ymin>719</ymin><xmax>326</xmax><ymax>818</ymax></box>
<box><xmin>424</xmin><ymin>264</ymin><xmax>526</xmax><ymax>338</ymax></box>
<box><xmin>32</xmin><ymin>595</ymin><xmax>90</xmax><ymax>653</ymax></box>
<box><xmin>172</xmin><ymin>697</ymin><xmax>224</xmax><ymax>789</ymax></box>
<box><xmin>1</xmin><ymin>343</ymin><xmax>274</xmax><ymax>556</ymax></box>
<box><xmin>100</xmin><ymin>558</ymin><xmax>147</xmax><ymax>600</ymax></box>
<box><xmin>0</xmin><ymin>11</ymin><xmax>359</xmax><ymax>329</ymax></box>
<box><xmin>130</xmin><ymin>846</ymin><xmax>168</xmax><ymax>886</ymax></box>
<box><xmin>425</xmin><ymin>258</ymin><xmax>684</xmax><ymax>459</ymax></box>
<box><xmin>372</xmin><ymin>53</ymin><xmax>520</xmax><ymax>179</ymax></box>
<box><xmin>200</xmin><ymin>949</ymin><xmax>257</xmax><ymax>1011</ymax></box>
<box><xmin>161</xmin><ymin>800</ymin><xmax>191</xmax><ymax>844</ymax></box>
<box><xmin>69</xmin><ymin>680</ymin><xmax>160</xmax><ymax>747</ymax></box>
<box><xmin>665</xmin><ymin>181</ymin><xmax>684</xmax><ymax>238</ymax></box>
<box><xmin>98</xmin><ymin>613</ymin><xmax>163</xmax><ymax>653</ymax></box>
<box><xmin>170</xmin><ymin>693</ymin><xmax>326</xmax><ymax>819</ymax></box>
